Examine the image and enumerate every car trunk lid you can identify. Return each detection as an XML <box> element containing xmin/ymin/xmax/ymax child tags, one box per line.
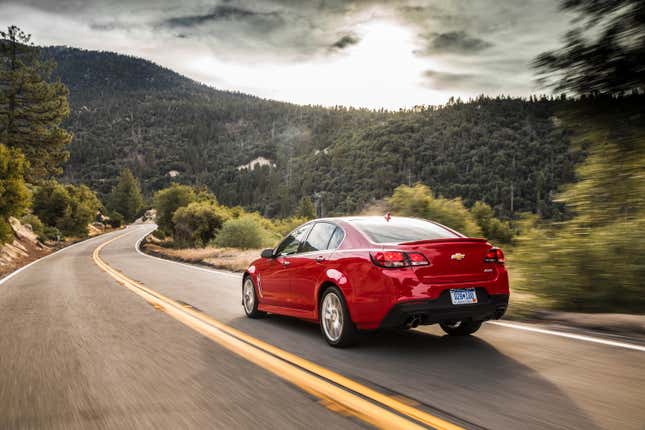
<box><xmin>397</xmin><ymin>238</ymin><xmax>496</xmax><ymax>283</ymax></box>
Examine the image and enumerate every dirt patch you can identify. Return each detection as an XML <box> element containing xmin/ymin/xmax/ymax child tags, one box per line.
<box><xmin>141</xmin><ymin>238</ymin><xmax>258</xmax><ymax>273</ymax></box>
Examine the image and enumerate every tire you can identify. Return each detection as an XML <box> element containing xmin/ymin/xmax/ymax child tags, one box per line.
<box><xmin>320</xmin><ymin>286</ymin><xmax>358</xmax><ymax>348</ymax></box>
<box><xmin>440</xmin><ymin>319</ymin><xmax>482</xmax><ymax>336</ymax></box>
<box><xmin>242</xmin><ymin>276</ymin><xmax>266</xmax><ymax>319</ymax></box>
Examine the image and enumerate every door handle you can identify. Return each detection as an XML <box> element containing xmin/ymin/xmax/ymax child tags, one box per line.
<box><xmin>315</xmin><ymin>256</ymin><xmax>325</xmax><ymax>263</ymax></box>
<box><xmin>282</xmin><ymin>260</ymin><xmax>290</xmax><ymax>266</ymax></box>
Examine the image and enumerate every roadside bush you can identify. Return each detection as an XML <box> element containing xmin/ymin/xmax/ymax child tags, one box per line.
<box><xmin>21</xmin><ymin>214</ymin><xmax>45</xmax><ymax>240</ymax></box>
<box><xmin>33</xmin><ymin>181</ymin><xmax>102</xmax><ymax>237</ymax></box>
<box><xmin>42</xmin><ymin>225</ymin><xmax>62</xmax><ymax>242</ymax></box>
<box><xmin>106</xmin><ymin>211</ymin><xmax>124</xmax><ymax>228</ymax></box>
<box><xmin>213</xmin><ymin>215</ymin><xmax>275</xmax><ymax>249</ymax></box>
<box><xmin>387</xmin><ymin>184</ymin><xmax>481</xmax><ymax>237</ymax></box>
<box><xmin>152</xmin><ymin>184</ymin><xmax>197</xmax><ymax>235</ymax></box>
<box><xmin>470</xmin><ymin>201</ymin><xmax>514</xmax><ymax>244</ymax></box>
<box><xmin>172</xmin><ymin>201</ymin><xmax>230</xmax><ymax>247</ymax></box>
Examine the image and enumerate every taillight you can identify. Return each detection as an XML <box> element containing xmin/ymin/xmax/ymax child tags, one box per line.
<box><xmin>484</xmin><ymin>247</ymin><xmax>505</xmax><ymax>264</ymax></box>
<box><xmin>370</xmin><ymin>251</ymin><xmax>430</xmax><ymax>268</ymax></box>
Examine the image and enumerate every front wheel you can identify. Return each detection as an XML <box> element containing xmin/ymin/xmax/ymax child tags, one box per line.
<box><xmin>242</xmin><ymin>277</ymin><xmax>266</xmax><ymax>319</ymax></box>
<box><xmin>440</xmin><ymin>320</ymin><xmax>482</xmax><ymax>336</ymax></box>
<box><xmin>320</xmin><ymin>287</ymin><xmax>358</xmax><ymax>348</ymax></box>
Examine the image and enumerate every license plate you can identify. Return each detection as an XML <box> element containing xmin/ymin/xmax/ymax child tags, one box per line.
<box><xmin>449</xmin><ymin>288</ymin><xmax>478</xmax><ymax>305</ymax></box>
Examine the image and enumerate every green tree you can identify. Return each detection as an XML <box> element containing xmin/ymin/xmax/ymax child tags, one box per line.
<box><xmin>295</xmin><ymin>196</ymin><xmax>315</xmax><ymax>219</ymax></box>
<box><xmin>0</xmin><ymin>144</ymin><xmax>30</xmax><ymax>243</ymax></box>
<box><xmin>0</xmin><ymin>25</ymin><xmax>72</xmax><ymax>181</ymax></box>
<box><xmin>33</xmin><ymin>181</ymin><xmax>101</xmax><ymax>237</ymax></box>
<box><xmin>107</xmin><ymin>168</ymin><xmax>144</xmax><ymax>223</ymax></box>
<box><xmin>152</xmin><ymin>183</ymin><xmax>197</xmax><ymax>234</ymax></box>
<box><xmin>386</xmin><ymin>184</ymin><xmax>482</xmax><ymax>237</ymax></box>
<box><xmin>172</xmin><ymin>201</ymin><xmax>230</xmax><ymax>247</ymax></box>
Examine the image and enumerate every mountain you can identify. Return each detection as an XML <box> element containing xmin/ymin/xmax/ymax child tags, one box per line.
<box><xmin>44</xmin><ymin>46</ymin><xmax>581</xmax><ymax>218</ymax></box>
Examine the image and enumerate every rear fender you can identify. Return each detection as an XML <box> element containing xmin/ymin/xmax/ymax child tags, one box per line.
<box><xmin>313</xmin><ymin>268</ymin><xmax>353</xmax><ymax>320</ymax></box>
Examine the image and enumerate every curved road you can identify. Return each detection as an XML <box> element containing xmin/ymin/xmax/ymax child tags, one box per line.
<box><xmin>0</xmin><ymin>224</ymin><xmax>643</xmax><ymax>429</ymax></box>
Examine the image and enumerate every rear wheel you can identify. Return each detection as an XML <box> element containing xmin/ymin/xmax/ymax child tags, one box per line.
<box><xmin>320</xmin><ymin>287</ymin><xmax>357</xmax><ymax>347</ymax></box>
<box><xmin>440</xmin><ymin>319</ymin><xmax>482</xmax><ymax>336</ymax></box>
<box><xmin>242</xmin><ymin>277</ymin><xmax>266</xmax><ymax>319</ymax></box>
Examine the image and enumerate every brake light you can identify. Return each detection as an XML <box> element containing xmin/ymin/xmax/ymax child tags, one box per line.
<box><xmin>370</xmin><ymin>251</ymin><xmax>429</xmax><ymax>268</ymax></box>
<box><xmin>484</xmin><ymin>248</ymin><xmax>505</xmax><ymax>264</ymax></box>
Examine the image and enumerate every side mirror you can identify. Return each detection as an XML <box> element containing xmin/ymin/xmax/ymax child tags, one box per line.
<box><xmin>261</xmin><ymin>248</ymin><xmax>275</xmax><ymax>259</ymax></box>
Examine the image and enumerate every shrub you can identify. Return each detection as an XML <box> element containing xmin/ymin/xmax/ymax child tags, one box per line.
<box><xmin>172</xmin><ymin>201</ymin><xmax>230</xmax><ymax>247</ymax></box>
<box><xmin>152</xmin><ymin>184</ymin><xmax>197</xmax><ymax>234</ymax></box>
<box><xmin>387</xmin><ymin>184</ymin><xmax>481</xmax><ymax>237</ymax></box>
<box><xmin>21</xmin><ymin>214</ymin><xmax>45</xmax><ymax>240</ymax></box>
<box><xmin>42</xmin><ymin>225</ymin><xmax>62</xmax><ymax>242</ymax></box>
<box><xmin>106</xmin><ymin>211</ymin><xmax>124</xmax><ymax>228</ymax></box>
<box><xmin>33</xmin><ymin>181</ymin><xmax>102</xmax><ymax>237</ymax></box>
<box><xmin>214</xmin><ymin>215</ymin><xmax>274</xmax><ymax>249</ymax></box>
<box><xmin>470</xmin><ymin>201</ymin><xmax>514</xmax><ymax>244</ymax></box>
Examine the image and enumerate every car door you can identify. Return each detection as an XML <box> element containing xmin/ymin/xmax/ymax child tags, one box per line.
<box><xmin>259</xmin><ymin>223</ymin><xmax>311</xmax><ymax>307</ymax></box>
<box><xmin>289</xmin><ymin>222</ymin><xmax>342</xmax><ymax>311</ymax></box>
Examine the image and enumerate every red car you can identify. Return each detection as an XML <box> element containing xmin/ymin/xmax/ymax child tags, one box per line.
<box><xmin>242</xmin><ymin>216</ymin><xmax>509</xmax><ymax>347</ymax></box>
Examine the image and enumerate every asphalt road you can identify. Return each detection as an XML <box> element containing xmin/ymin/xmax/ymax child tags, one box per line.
<box><xmin>1</xmin><ymin>223</ymin><xmax>643</xmax><ymax>429</ymax></box>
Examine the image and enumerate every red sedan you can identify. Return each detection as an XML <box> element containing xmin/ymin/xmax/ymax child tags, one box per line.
<box><xmin>243</xmin><ymin>216</ymin><xmax>509</xmax><ymax>347</ymax></box>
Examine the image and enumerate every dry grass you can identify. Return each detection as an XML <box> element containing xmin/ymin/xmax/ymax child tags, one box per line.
<box><xmin>142</xmin><ymin>240</ymin><xmax>259</xmax><ymax>272</ymax></box>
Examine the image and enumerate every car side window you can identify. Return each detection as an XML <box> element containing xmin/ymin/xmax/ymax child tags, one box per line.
<box><xmin>327</xmin><ymin>227</ymin><xmax>344</xmax><ymax>250</ymax></box>
<box><xmin>301</xmin><ymin>222</ymin><xmax>336</xmax><ymax>253</ymax></box>
<box><xmin>275</xmin><ymin>224</ymin><xmax>310</xmax><ymax>256</ymax></box>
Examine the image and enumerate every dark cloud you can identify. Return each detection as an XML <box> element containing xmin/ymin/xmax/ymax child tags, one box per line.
<box><xmin>331</xmin><ymin>33</ymin><xmax>360</xmax><ymax>50</ymax></box>
<box><xmin>162</xmin><ymin>5</ymin><xmax>280</xmax><ymax>28</ymax></box>
<box><xmin>420</xmin><ymin>31</ymin><xmax>493</xmax><ymax>55</ymax></box>
<box><xmin>423</xmin><ymin>69</ymin><xmax>502</xmax><ymax>92</ymax></box>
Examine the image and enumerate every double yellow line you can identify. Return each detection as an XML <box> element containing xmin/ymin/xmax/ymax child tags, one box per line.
<box><xmin>93</xmin><ymin>232</ymin><xmax>464</xmax><ymax>430</ymax></box>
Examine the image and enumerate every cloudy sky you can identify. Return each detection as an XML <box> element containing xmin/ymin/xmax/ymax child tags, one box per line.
<box><xmin>0</xmin><ymin>0</ymin><xmax>574</xmax><ymax>108</ymax></box>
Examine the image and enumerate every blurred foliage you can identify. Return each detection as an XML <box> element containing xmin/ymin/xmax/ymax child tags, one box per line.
<box><xmin>514</xmin><ymin>97</ymin><xmax>645</xmax><ymax>312</ymax></box>
<box><xmin>107</xmin><ymin>168</ymin><xmax>144</xmax><ymax>223</ymax></box>
<box><xmin>32</xmin><ymin>180</ymin><xmax>101</xmax><ymax>237</ymax></box>
<box><xmin>0</xmin><ymin>144</ymin><xmax>31</xmax><ymax>243</ymax></box>
<box><xmin>386</xmin><ymin>184</ymin><xmax>483</xmax><ymax>238</ymax></box>
<box><xmin>0</xmin><ymin>26</ymin><xmax>71</xmax><ymax>181</ymax></box>
<box><xmin>534</xmin><ymin>0</ymin><xmax>644</xmax><ymax>95</ymax></box>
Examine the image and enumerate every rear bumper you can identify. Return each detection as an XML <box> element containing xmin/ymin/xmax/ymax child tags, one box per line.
<box><xmin>378</xmin><ymin>288</ymin><xmax>509</xmax><ymax>329</ymax></box>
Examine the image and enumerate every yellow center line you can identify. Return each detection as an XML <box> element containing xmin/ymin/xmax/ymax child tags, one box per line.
<box><xmin>93</xmin><ymin>232</ymin><xmax>464</xmax><ymax>430</ymax></box>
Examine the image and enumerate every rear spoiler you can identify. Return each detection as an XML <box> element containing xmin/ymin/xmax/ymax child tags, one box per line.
<box><xmin>399</xmin><ymin>238</ymin><xmax>488</xmax><ymax>246</ymax></box>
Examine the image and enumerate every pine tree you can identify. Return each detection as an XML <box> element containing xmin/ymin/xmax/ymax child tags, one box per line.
<box><xmin>108</xmin><ymin>168</ymin><xmax>144</xmax><ymax>223</ymax></box>
<box><xmin>0</xmin><ymin>25</ymin><xmax>72</xmax><ymax>181</ymax></box>
<box><xmin>295</xmin><ymin>196</ymin><xmax>315</xmax><ymax>219</ymax></box>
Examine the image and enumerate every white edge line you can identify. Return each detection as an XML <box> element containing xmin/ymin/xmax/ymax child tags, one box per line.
<box><xmin>488</xmin><ymin>321</ymin><xmax>645</xmax><ymax>352</ymax></box>
<box><xmin>133</xmin><ymin>226</ymin><xmax>241</xmax><ymax>280</ymax></box>
<box><xmin>0</xmin><ymin>226</ymin><xmax>129</xmax><ymax>286</ymax></box>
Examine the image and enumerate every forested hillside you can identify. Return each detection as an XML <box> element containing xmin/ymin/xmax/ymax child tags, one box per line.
<box><xmin>45</xmin><ymin>46</ymin><xmax>584</xmax><ymax>218</ymax></box>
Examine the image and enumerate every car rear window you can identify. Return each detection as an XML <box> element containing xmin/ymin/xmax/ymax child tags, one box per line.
<box><xmin>349</xmin><ymin>217</ymin><xmax>459</xmax><ymax>243</ymax></box>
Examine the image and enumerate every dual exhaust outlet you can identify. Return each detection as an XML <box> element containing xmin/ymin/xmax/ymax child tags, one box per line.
<box><xmin>403</xmin><ymin>314</ymin><xmax>424</xmax><ymax>329</ymax></box>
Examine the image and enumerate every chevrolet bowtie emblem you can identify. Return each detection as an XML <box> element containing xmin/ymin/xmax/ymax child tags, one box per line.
<box><xmin>451</xmin><ymin>253</ymin><xmax>465</xmax><ymax>261</ymax></box>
